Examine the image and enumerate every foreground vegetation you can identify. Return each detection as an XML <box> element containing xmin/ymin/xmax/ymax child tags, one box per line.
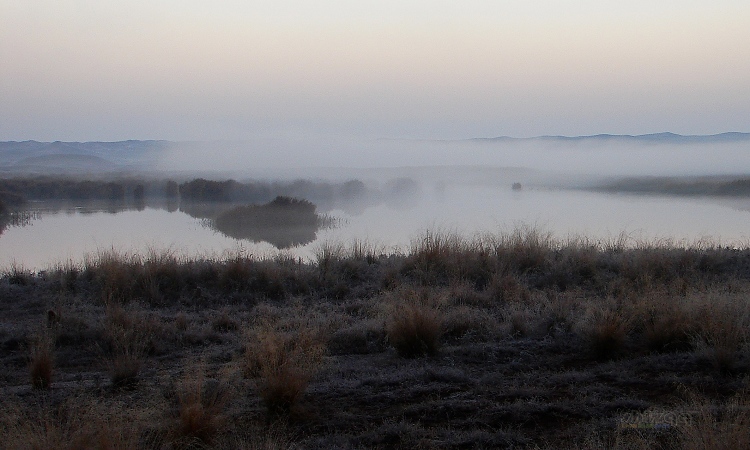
<box><xmin>3</xmin><ymin>229</ymin><xmax>750</xmax><ymax>448</ymax></box>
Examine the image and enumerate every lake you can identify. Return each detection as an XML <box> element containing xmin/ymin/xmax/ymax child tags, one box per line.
<box><xmin>2</xmin><ymin>182</ymin><xmax>749</xmax><ymax>271</ymax></box>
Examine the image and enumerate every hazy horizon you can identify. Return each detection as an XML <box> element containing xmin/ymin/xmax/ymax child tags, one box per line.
<box><xmin>2</xmin><ymin>1</ymin><xmax>749</xmax><ymax>143</ymax></box>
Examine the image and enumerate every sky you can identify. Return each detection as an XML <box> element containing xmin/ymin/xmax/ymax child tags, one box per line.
<box><xmin>1</xmin><ymin>1</ymin><xmax>750</xmax><ymax>142</ymax></box>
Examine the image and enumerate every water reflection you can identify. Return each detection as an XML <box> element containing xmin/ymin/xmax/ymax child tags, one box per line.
<box><xmin>4</xmin><ymin>182</ymin><xmax>750</xmax><ymax>271</ymax></box>
<box><xmin>182</xmin><ymin>197</ymin><xmax>327</xmax><ymax>249</ymax></box>
<box><xmin>1</xmin><ymin>196</ymin><xmax>330</xmax><ymax>250</ymax></box>
<box><xmin>0</xmin><ymin>210</ymin><xmax>39</xmax><ymax>237</ymax></box>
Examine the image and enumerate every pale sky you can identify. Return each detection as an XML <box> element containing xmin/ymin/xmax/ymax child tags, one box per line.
<box><xmin>1</xmin><ymin>1</ymin><xmax>749</xmax><ymax>141</ymax></box>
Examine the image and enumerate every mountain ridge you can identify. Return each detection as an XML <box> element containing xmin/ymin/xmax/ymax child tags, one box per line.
<box><xmin>471</xmin><ymin>131</ymin><xmax>750</xmax><ymax>143</ymax></box>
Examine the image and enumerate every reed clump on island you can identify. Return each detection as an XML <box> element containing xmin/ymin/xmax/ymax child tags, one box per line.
<box><xmin>3</xmin><ymin>227</ymin><xmax>750</xmax><ymax>447</ymax></box>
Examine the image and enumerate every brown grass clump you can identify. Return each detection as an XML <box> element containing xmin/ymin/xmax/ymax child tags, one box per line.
<box><xmin>635</xmin><ymin>296</ymin><xmax>696</xmax><ymax>353</ymax></box>
<box><xmin>491</xmin><ymin>225</ymin><xmax>553</xmax><ymax>272</ymax></box>
<box><xmin>29</xmin><ymin>331</ymin><xmax>54</xmax><ymax>389</ymax></box>
<box><xmin>0</xmin><ymin>396</ymin><xmax>152</xmax><ymax>450</ymax></box>
<box><xmin>172</xmin><ymin>362</ymin><xmax>232</xmax><ymax>446</ymax></box>
<box><xmin>385</xmin><ymin>288</ymin><xmax>444</xmax><ymax>357</ymax></box>
<box><xmin>89</xmin><ymin>249</ymin><xmax>137</xmax><ymax>304</ymax></box>
<box><xmin>244</xmin><ymin>324</ymin><xmax>326</xmax><ymax>415</ymax></box>
<box><xmin>692</xmin><ymin>295</ymin><xmax>750</xmax><ymax>373</ymax></box>
<box><xmin>578</xmin><ymin>304</ymin><xmax>631</xmax><ymax>360</ymax></box>
<box><xmin>103</xmin><ymin>303</ymin><xmax>151</xmax><ymax>388</ymax></box>
<box><xmin>212</xmin><ymin>309</ymin><xmax>239</xmax><ymax>332</ymax></box>
<box><xmin>676</xmin><ymin>391</ymin><xmax>750</xmax><ymax>450</ymax></box>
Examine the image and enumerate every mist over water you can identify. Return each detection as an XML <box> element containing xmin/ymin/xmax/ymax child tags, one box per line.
<box><xmin>2</xmin><ymin>135</ymin><xmax>750</xmax><ymax>270</ymax></box>
<box><xmin>157</xmin><ymin>136</ymin><xmax>750</xmax><ymax>180</ymax></box>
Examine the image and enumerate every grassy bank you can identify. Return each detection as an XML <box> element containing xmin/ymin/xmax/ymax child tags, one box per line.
<box><xmin>2</xmin><ymin>229</ymin><xmax>750</xmax><ymax>448</ymax></box>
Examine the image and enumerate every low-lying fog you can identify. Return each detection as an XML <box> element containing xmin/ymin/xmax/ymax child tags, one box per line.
<box><xmin>2</xmin><ymin>135</ymin><xmax>750</xmax><ymax>270</ymax></box>
<box><xmin>156</xmin><ymin>135</ymin><xmax>750</xmax><ymax>183</ymax></box>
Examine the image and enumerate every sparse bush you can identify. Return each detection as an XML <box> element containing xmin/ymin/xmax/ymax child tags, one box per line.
<box><xmin>491</xmin><ymin>225</ymin><xmax>553</xmax><ymax>273</ymax></box>
<box><xmin>404</xmin><ymin>229</ymin><xmax>466</xmax><ymax>282</ymax></box>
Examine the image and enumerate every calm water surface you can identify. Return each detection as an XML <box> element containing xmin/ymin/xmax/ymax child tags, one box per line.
<box><xmin>2</xmin><ymin>185</ymin><xmax>749</xmax><ymax>271</ymax></box>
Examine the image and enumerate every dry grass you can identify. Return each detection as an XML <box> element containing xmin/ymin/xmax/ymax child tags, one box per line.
<box><xmin>0</xmin><ymin>396</ymin><xmax>154</xmax><ymax>450</ymax></box>
<box><xmin>212</xmin><ymin>309</ymin><xmax>239</xmax><ymax>332</ymax></box>
<box><xmin>578</xmin><ymin>304</ymin><xmax>632</xmax><ymax>360</ymax></box>
<box><xmin>385</xmin><ymin>288</ymin><xmax>444</xmax><ymax>357</ymax></box>
<box><xmin>29</xmin><ymin>331</ymin><xmax>54</xmax><ymax>389</ymax></box>
<box><xmin>103</xmin><ymin>303</ymin><xmax>152</xmax><ymax>388</ymax></box>
<box><xmin>691</xmin><ymin>294</ymin><xmax>750</xmax><ymax>373</ymax></box>
<box><xmin>244</xmin><ymin>323</ymin><xmax>326</xmax><ymax>415</ymax></box>
<box><xmin>172</xmin><ymin>361</ymin><xmax>232</xmax><ymax>446</ymax></box>
<box><xmin>630</xmin><ymin>295</ymin><xmax>697</xmax><ymax>353</ymax></box>
<box><xmin>676</xmin><ymin>392</ymin><xmax>750</xmax><ymax>450</ymax></box>
<box><xmin>5</xmin><ymin>227</ymin><xmax>750</xmax><ymax>448</ymax></box>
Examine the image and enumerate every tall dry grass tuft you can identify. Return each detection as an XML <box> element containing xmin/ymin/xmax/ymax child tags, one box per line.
<box><xmin>0</xmin><ymin>396</ymin><xmax>153</xmax><ymax>450</ymax></box>
<box><xmin>491</xmin><ymin>225</ymin><xmax>553</xmax><ymax>272</ymax></box>
<box><xmin>4</xmin><ymin>262</ymin><xmax>33</xmax><ymax>286</ymax></box>
<box><xmin>220</xmin><ymin>254</ymin><xmax>254</xmax><ymax>291</ymax></box>
<box><xmin>29</xmin><ymin>331</ymin><xmax>54</xmax><ymax>389</ymax></box>
<box><xmin>141</xmin><ymin>248</ymin><xmax>184</xmax><ymax>305</ymax></box>
<box><xmin>633</xmin><ymin>295</ymin><xmax>696</xmax><ymax>353</ymax></box>
<box><xmin>692</xmin><ymin>294</ymin><xmax>750</xmax><ymax>373</ymax></box>
<box><xmin>385</xmin><ymin>288</ymin><xmax>444</xmax><ymax>357</ymax></box>
<box><xmin>102</xmin><ymin>303</ymin><xmax>151</xmax><ymax>388</ymax></box>
<box><xmin>216</xmin><ymin>425</ymin><xmax>295</xmax><ymax>450</ymax></box>
<box><xmin>677</xmin><ymin>391</ymin><xmax>750</xmax><ymax>450</ymax></box>
<box><xmin>244</xmin><ymin>324</ymin><xmax>326</xmax><ymax>415</ymax></box>
<box><xmin>87</xmin><ymin>249</ymin><xmax>139</xmax><ymax>304</ymax></box>
<box><xmin>172</xmin><ymin>362</ymin><xmax>232</xmax><ymax>446</ymax></box>
<box><xmin>348</xmin><ymin>239</ymin><xmax>385</xmax><ymax>264</ymax></box>
<box><xmin>578</xmin><ymin>304</ymin><xmax>631</xmax><ymax>360</ymax></box>
<box><xmin>315</xmin><ymin>241</ymin><xmax>345</xmax><ymax>279</ymax></box>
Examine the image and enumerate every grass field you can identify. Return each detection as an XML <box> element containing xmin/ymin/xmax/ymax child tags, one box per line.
<box><xmin>2</xmin><ymin>228</ymin><xmax>750</xmax><ymax>448</ymax></box>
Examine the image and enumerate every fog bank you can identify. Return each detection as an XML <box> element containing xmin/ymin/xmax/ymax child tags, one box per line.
<box><xmin>157</xmin><ymin>135</ymin><xmax>750</xmax><ymax>182</ymax></box>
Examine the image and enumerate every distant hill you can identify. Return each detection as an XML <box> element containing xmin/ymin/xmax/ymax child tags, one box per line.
<box><xmin>1</xmin><ymin>134</ymin><xmax>748</xmax><ymax>175</ymax></box>
<box><xmin>13</xmin><ymin>154</ymin><xmax>116</xmax><ymax>172</ymax></box>
<box><xmin>471</xmin><ymin>132</ymin><xmax>750</xmax><ymax>144</ymax></box>
<box><xmin>0</xmin><ymin>140</ymin><xmax>168</xmax><ymax>173</ymax></box>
